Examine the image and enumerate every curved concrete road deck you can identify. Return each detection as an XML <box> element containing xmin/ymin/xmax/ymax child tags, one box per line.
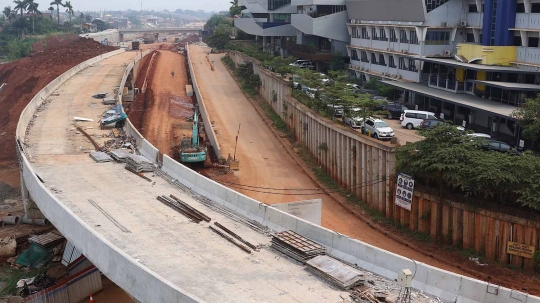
<box><xmin>22</xmin><ymin>51</ymin><xmax>348</xmax><ymax>302</ymax></box>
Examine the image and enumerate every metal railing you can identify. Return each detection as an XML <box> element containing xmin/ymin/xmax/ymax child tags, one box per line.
<box><xmin>427</xmin><ymin>74</ymin><xmax>464</xmax><ymax>93</ymax></box>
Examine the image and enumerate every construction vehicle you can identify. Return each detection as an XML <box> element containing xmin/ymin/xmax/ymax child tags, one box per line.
<box><xmin>180</xmin><ymin>109</ymin><xmax>207</xmax><ymax>163</ymax></box>
<box><xmin>132</xmin><ymin>41</ymin><xmax>140</xmax><ymax>50</ymax></box>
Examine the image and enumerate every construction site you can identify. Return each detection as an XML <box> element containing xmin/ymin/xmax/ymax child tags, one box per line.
<box><xmin>0</xmin><ymin>31</ymin><xmax>539</xmax><ymax>303</ymax></box>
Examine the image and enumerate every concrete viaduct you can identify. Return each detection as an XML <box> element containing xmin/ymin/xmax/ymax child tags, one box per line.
<box><xmin>81</xmin><ymin>27</ymin><xmax>202</xmax><ymax>43</ymax></box>
<box><xmin>14</xmin><ymin>48</ymin><xmax>540</xmax><ymax>303</ymax></box>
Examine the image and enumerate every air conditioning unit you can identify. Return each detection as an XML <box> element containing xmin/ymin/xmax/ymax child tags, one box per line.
<box><xmin>401</xmin><ymin>49</ymin><xmax>406</xmax><ymax>53</ymax></box>
<box><xmin>387</xmin><ymin>48</ymin><xmax>391</xmax><ymax>51</ymax></box>
<box><xmin>443</xmin><ymin>50</ymin><xmax>452</xmax><ymax>56</ymax></box>
<box><xmin>441</xmin><ymin>22</ymin><xmax>448</xmax><ymax>27</ymax></box>
<box><xmin>360</xmin><ymin>67</ymin><xmax>364</xmax><ymax>71</ymax></box>
<box><xmin>460</xmin><ymin>20</ymin><xmax>467</xmax><ymax>27</ymax></box>
<box><xmin>351</xmin><ymin>19</ymin><xmax>356</xmax><ymax>24</ymax></box>
<box><xmin>397</xmin><ymin>74</ymin><xmax>402</xmax><ymax>79</ymax></box>
<box><xmin>348</xmin><ymin>64</ymin><xmax>353</xmax><ymax>69</ymax></box>
<box><xmin>393</xmin><ymin>74</ymin><xmax>399</xmax><ymax>78</ymax></box>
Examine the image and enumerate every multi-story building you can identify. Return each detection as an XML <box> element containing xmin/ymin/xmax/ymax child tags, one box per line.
<box><xmin>234</xmin><ymin>0</ymin><xmax>297</xmax><ymax>56</ymax></box>
<box><xmin>285</xmin><ymin>1</ymin><xmax>349</xmax><ymax>71</ymax></box>
<box><xmin>346</xmin><ymin>0</ymin><xmax>540</xmax><ymax>148</ymax></box>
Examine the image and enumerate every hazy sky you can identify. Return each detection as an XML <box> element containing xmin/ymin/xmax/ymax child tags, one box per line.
<box><xmin>0</xmin><ymin>0</ymin><xmax>228</xmax><ymax>14</ymax></box>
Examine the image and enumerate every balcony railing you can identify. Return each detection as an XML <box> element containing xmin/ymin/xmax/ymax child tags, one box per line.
<box><xmin>428</xmin><ymin>74</ymin><xmax>464</xmax><ymax>93</ymax></box>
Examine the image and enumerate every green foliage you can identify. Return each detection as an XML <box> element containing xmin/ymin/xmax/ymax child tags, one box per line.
<box><xmin>92</xmin><ymin>19</ymin><xmax>111</xmax><ymax>31</ymax></box>
<box><xmin>329</xmin><ymin>52</ymin><xmax>345</xmax><ymax>70</ymax></box>
<box><xmin>204</xmin><ymin>14</ymin><xmax>231</xmax><ymax>32</ymax></box>
<box><xmin>512</xmin><ymin>94</ymin><xmax>540</xmax><ymax>147</ymax></box>
<box><xmin>363</xmin><ymin>78</ymin><xmax>400</xmax><ymax>99</ymax></box>
<box><xmin>262</xmin><ymin>55</ymin><xmax>295</xmax><ymax>76</ymax></box>
<box><xmin>229</xmin><ymin>0</ymin><xmax>242</xmax><ymax>17</ymax></box>
<box><xmin>6</xmin><ymin>37</ymin><xmax>36</xmax><ymax>60</ymax></box>
<box><xmin>397</xmin><ymin>123</ymin><xmax>540</xmax><ymax>210</ymax></box>
<box><xmin>221</xmin><ymin>54</ymin><xmax>235</xmax><ymax>70</ymax></box>
<box><xmin>206</xmin><ymin>23</ymin><xmax>231</xmax><ymax>50</ymax></box>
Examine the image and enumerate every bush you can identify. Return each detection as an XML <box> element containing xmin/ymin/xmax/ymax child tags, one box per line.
<box><xmin>397</xmin><ymin>124</ymin><xmax>540</xmax><ymax>210</ymax></box>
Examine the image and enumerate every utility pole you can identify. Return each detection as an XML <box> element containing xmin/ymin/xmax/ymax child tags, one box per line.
<box><xmin>233</xmin><ymin>124</ymin><xmax>241</xmax><ymax>161</ymax></box>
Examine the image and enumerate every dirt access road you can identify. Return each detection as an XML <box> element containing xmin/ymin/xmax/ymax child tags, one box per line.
<box><xmin>139</xmin><ymin>48</ymin><xmax>194</xmax><ymax>157</ymax></box>
<box><xmin>189</xmin><ymin>45</ymin><xmax>469</xmax><ymax>275</ymax></box>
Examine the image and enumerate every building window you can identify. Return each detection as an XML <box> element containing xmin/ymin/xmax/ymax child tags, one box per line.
<box><xmin>390</xmin><ymin>29</ymin><xmax>398</xmax><ymax>42</ymax></box>
<box><xmin>273</xmin><ymin>13</ymin><xmax>290</xmax><ymax>22</ymax></box>
<box><xmin>532</xmin><ymin>3</ymin><xmax>540</xmax><ymax>13</ymax></box>
<box><xmin>466</xmin><ymin>33</ymin><xmax>475</xmax><ymax>43</ymax></box>
<box><xmin>352</xmin><ymin>27</ymin><xmax>359</xmax><ymax>38</ymax></box>
<box><xmin>513</xmin><ymin>35</ymin><xmax>522</xmax><ymax>46</ymax></box>
<box><xmin>351</xmin><ymin>50</ymin><xmax>359</xmax><ymax>60</ymax></box>
<box><xmin>398</xmin><ymin>57</ymin><xmax>406</xmax><ymax>70</ymax></box>
<box><xmin>529</xmin><ymin>37</ymin><xmax>539</xmax><ymax>47</ymax></box>
<box><xmin>380</xmin><ymin>28</ymin><xmax>387</xmax><ymax>41</ymax></box>
<box><xmin>410</xmin><ymin>31</ymin><xmax>419</xmax><ymax>45</ymax></box>
<box><xmin>516</xmin><ymin>3</ymin><xmax>525</xmax><ymax>13</ymax></box>
<box><xmin>389</xmin><ymin>56</ymin><xmax>396</xmax><ymax>68</ymax></box>
<box><xmin>361</xmin><ymin>27</ymin><xmax>370</xmax><ymax>39</ymax></box>
<box><xmin>468</xmin><ymin>4</ymin><xmax>478</xmax><ymax>13</ymax></box>
<box><xmin>371</xmin><ymin>53</ymin><xmax>377</xmax><ymax>64</ymax></box>
<box><xmin>400</xmin><ymin>30</ymin><xmax>408</xmax><ymax>43</ymax></box>
<box><xmin>425</xmin><ymin>0</ymin><xmax>449</xmax><ymax>13</ymax></box>
<box><xmin>361</xmin><ymin>51</ymin><xmax>369</xmax><ymax>63</ymax></box>
<box><xmin>408</xmin><ymin>59</ymin><xmax>417</xmax><ymax>72</ymax></box>
<box><xmin>268</xmin><ymin>0</ymin><xmax>291</xmax><ymax>10</ymax></box>
<box><xmin>379</xmin><ymin>54</ymin><xmax>386</xmax><ymax>66</ymax></box>
<box><xmin>425</xmin><ymin>31</ymin><xmax>450</xmax><ymax>45</ymax></box>
<box><xmin>371</xmin><ymin>28</ymin><xmax>379</xmax><ymax>40</ymax></box>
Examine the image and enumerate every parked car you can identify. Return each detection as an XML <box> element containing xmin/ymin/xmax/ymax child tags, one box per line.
<box><xmin>327</xmin><ymin>104</ymin><xmax>344</xmax><ymax>117</ymax></box>
<box><xmin>383</xmin><ymin>104</ymin><xmax>409</xmax><ymax>119</ymax></box>
<box><xmin>419</xmin><ymin>119</ymin><xmax>445</xmax><ymax>129</ymax></box>
<box><xmin>342</xmin><ymin>109</ymin><xmax>363</xmax><ymax>128</ymax></box>
<box><xmin>363</xmin><ymin>117</ymin><xmax>395</xmax><ymax>140</ymax></box>
<box><xmin>346</xmin><ymin>83</ymin><xmax>360</xmax><ymax>90</ymax></box>
<box><xmin>289</xmin><ymin>60</ymin><xmax>313</xmax><ymax>69</ymax></box>
<box><xmin>481</xmin><ymin>139</ymin><xmax>521</xmax><ymax>154</ymax></box>
<box><xmin>400</xmin><ymin>110</ymin><xmax>437</xmax><ymax>129</ymax></box>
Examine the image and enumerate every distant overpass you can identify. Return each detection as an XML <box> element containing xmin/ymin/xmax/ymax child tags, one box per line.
<box><xmin>118</xmin><ymin>27</ymin><xmax>203</xmax><ymax>41</ymax></box>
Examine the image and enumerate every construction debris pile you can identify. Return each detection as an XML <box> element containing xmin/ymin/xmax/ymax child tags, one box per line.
<box><xmin>102</xmin><ymin>128</ymin><xmax>137</xmax><ymax>152</ymax></box>
<box><xmin>270</xmin><ymin>230</ymin><xmax>325</xmax><ymax>263</ymax></box>
<box><xmin>126</xmin><ymin>154</ymin><xmax>154</xmax><ymax>172</ymax></box>
<box><xmin>307</xmin><ymin>255</ymin><xmax>364</xmax><ymax>290</ymax></box>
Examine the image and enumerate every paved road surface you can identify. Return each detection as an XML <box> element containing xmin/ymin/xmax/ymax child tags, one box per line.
<box><xmin>190</xmin><ymin>45</ymin><xmax>469</xmax><ymax>275</ymax></box>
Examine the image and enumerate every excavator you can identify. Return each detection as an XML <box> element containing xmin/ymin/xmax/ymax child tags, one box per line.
<box><xmin>180</xmin><ymin>109</ymin><xmax>208</xmax><ymax>164</ymax></box>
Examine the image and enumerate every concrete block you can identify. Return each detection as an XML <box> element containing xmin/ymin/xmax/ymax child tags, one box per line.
<box><xmin>423</xmin><ymin>266</ymin><xmax>462</xmax><ymax>302</ymax></box>
<box><xmin>482</xmin><ymin>286</ymin><xmax>531</xmax><ymax>303</ymax></box>
<box><xmin>263</xmin><ymin>206</ymin><xmax>297</xmax><ymax>231</ymax></box>
<box><xmin>410</xmin><ymin>262</ymin><xmax>430</xmax><ymax>293</ymax></box>
<box><xmin>457</xmin><ymin>276</ymin><xmax>488</xmax><ymax>303</ymax></box>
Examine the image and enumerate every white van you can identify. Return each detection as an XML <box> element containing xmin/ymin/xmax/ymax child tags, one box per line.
<box><xmin>400</xmin><ymin>110</ymin><xmax>437</xmax><ymax>129</ymax></box>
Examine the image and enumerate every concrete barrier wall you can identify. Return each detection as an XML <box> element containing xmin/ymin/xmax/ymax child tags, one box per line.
<box><xmin>17</xmin><ymin>50</ymin><xmax>203</xmax><ymax>303</ymax></box>
<box><xmin>161</xmin><ymin>154</ymin><xmax>540</xmax><ymax>303</ymax></box>
<box><xmin>186</xmin><ymin>44</ymin><xmax>222</xmax><ymax>159</ymax></box>
<box><xmin>228</xmin><ymin>50</ymin><xmax>396</xmax><ymax>217</ymax></box>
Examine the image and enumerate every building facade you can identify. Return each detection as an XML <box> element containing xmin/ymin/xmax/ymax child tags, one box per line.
<box><xmin>346</xmin><ymin>0</ymin><xmax>540</xmax><ymax>148</ymax></box>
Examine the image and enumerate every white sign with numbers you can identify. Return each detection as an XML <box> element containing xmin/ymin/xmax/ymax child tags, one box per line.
<box><xmin>395</xmin><ymin>173</ymin><xmax>415</xmax><ymax>211</ymax></box>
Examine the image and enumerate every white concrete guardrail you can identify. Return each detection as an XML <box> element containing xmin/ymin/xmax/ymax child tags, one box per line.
<box><xmin>185</xmin><ymin>44</ymin><xmax>222</xmax><ymax>160</ymax></box>
<box><xmin>17</xmin><ymin>48</ymin><xmax>540</xmax><ymax>303</ymax></box>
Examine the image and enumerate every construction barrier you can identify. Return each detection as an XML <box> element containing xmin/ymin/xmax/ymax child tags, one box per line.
<box><xmin>186</xmin><ymin>44</ymin><xmax>222</xmax><ymax>159</ymax></box>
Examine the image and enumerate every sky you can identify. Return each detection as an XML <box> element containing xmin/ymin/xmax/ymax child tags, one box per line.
<box><xmin>0</xmin><ymin>0</ymin><xmax>229</xmax><ymax>14</ymax></box>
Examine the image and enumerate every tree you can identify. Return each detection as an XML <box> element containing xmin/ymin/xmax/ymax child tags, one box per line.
<box><xmin>512</xmin><ymin>94</ymin><xmax>540</xmax><ymax>148</ymax></box>
<box><xmin>48</xmin><ymin>6</ymin><xmax>54</xmax><ymax>19</ymax></box>
<box><xmin>50</xmin><ymin>0</ymin><xmax>63</xmax><ymax>26</ymax></box>
<box><xmin>206</xmin><ymin>23</ymin><xmax>231</xmax><ymax>49</ymax></box>
<box><xmin>3</xmin><ymin>6</ymin><xmax>14</xmax><ymax>21</ymax></box>
<box><xmin>204</xmin><ymin>14</ymin><xmax>230</xmax><ymax>33</ymax></box>
<box><xmin>26</xmin><ymin>0</ymin><xmax>41</xmax><ymax>33</ymax></box>
<box><xmin>64</xmin><ymin>1</ymin><xmax>73</xmax><ymax>21</ymax></box>
<box><xmin>84</xmin><ymin>14</ymin><xmax>92</xmax><ymax>23</ymax></box>
<box><xmin>13</xmin><ymin>0</ymin><xmax>27</xmax><ymax>17</ymax></box>
<box><xmin>329</xmin><ymin>52</ymin><xmax>345</xmax><ymax>71</ymax></box>
<box><xmin>229</xmin><ymin>0</ymin><xmax>242</xmax><ymax>17</ymax></box>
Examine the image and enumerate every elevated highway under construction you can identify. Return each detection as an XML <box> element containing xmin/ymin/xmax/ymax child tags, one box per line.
<box><xmin>14</xmin><ymin>45</ymin><xmax>540</xmax><ymax>303</ymax></box>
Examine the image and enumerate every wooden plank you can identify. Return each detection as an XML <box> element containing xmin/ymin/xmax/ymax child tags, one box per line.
<box><xmin>523</xmin><ymin>227</ymin><xmax>538</xmax><ymax>270</ymax></box>
<box><xmin>409</xmin><ymin>195</ymin><xmax>419</xmax><ymax>232</ymax></box>
<box><xmin>401</xmin><ymin>207</ymin><xmax>410</xmax><ymax>228</ymax></box>
<box><xmin>430</xmin><ymin>201</ymin><xmax>440</xmax><ymax>240</ymax></box>
<box><xmin>451</xmin><ymin>207</ymin><xmax>463</xmax><ymax>247</ymax></box>
<box><xmin>474</xmin><ymin>215</ymin><xmax>486</xmax><ymax>254</ymax></box>
<box><xmin>462</xmin><ymin>210</ymin><xmax>474</xmax><ymax>250</ymax></box>
<box><xmin>484</xmin><ymin>217</ymin><xmax>496</xmax><ymax>261</ymax></box>
<box><xmin>441</xmin><ymin>204</ymin><xmax>451</xmax><ymax>244</ymax></box>
<box><xmin>511</xmin><ymin>224</ymin><xmax>524</xmax><ymax>268</ymax></box>
<box><xmin>498</xmin><ymin>221</ymin><xmax>511</xmax><ymax>263</ymax></box>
